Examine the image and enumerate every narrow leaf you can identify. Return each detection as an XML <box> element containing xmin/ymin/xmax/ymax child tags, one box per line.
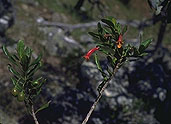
<box><xmin>8</xmin><ymin>64</ymin><xmax>20</xmax><ymax>78</ymax></box>
<box><xmin>139</xmin><ymin>52</ymin><xmax>148</xmax><ymax>56</ymax></box>
<box><xmin>97</xmin><ymin>22</ymin><xmax>103</xmax><ymax>34</ymax></box>
<box><xmin>139</xmin><ymin>38</ymin><xmax>152</xmax><ymax>53</ymax></box>
<box><xmin>11</xmin><ymin>77</ymin><xmax>17</xmax><ymax>86</ymax></box>
<box><xmin>94</xmin><ymin>54</ymin><xmax>102</xmax><ymax>72</ymax></box>
<box><xmin>107</xmin><ymin>56</ymin><xmax>116</xmax><ymax>68</ymax></box>
<box><xmin>29</xmin><ymin>53</ymin><xmax>42</xmax><ymax>67</ymax></box>
<box><xmin>101</xmin><ymin>19</ymin><xmax>114</xmax><ymax>27</ymax></box>
<box><xmin>107</xmin><ymin>17</ymin><xmax>117</xmax><ymax>26</ymax></box>
<box><xmin>2</xmin><ymin>45</ymin><xmax>18</xmax><ymax>66</ymax></box>
<box><xmin>35</xmin><ymin>101</ymin><xmax>51</xmax><ymax>114</ymax></box>
<box><xmin>17</xmin><ymin>40</ymin><xmax>25</xmax><ymax>59</ymax></box>
<box><xmin>88</xmin><ymin>32</ymin><xmax>100</xmax><ymax>39</ymax></box>
<box><xmin>2</xmin><ymin>45</ymin><xmax>11</xmax><ymax>58</ymax></box>
<box><xmin>107</xmin><ymin>66</ymin><xmax>113</xmax><ymax>76</ymax></box>
<box><xmin>27</xmin><ymin>62</ymin><xmax>41</xmax><ymax>77</ymax></box>
<box><xmin>11</xmin><ymin>77</ymin><xmax>22</xmax><ymax>91</ymax></box>
<box><xmin>122</xmin><ymin>25</ymin><xmax>128</xmax><ymax>35</ymax></box>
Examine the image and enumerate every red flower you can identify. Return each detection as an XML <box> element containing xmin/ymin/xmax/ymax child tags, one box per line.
<box><xmin>84</xmin><ymin>47</ymin><xmax>99</xmax><ymax>61</ymax></box>
<box><xmin>116</xmin><ymin>35</ymin><xmax>124</xmax><ymax>48</ymax></box>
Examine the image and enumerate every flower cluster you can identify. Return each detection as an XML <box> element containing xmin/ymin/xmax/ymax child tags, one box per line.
<box><xmin>84</xmin><ymin>34</ymin><xmax>124</xmax><ymax>61</ymax></box>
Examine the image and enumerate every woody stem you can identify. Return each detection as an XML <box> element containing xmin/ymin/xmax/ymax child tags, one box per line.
<box><xmin>31</xmin><ymin>105</ymin><xmax>39</xmax><ymax>124</ymax></box>
<box><xmin>81</xmin><ymin>60</ymin><xmax>122</xmax><ymax>124</ymax></box>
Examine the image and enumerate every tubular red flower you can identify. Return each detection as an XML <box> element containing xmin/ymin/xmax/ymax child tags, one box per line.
<box><xmin>116</xmin><ymin>34</ymin><xmax>123</xmax><ymax>48</ymax></box>
<box><xmin>84</xmin><ymin>47</ymin><xmax>99</xmax><ymax>60</ymax></box>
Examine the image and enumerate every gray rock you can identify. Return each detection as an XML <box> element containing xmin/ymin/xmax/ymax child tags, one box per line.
<box><xmin>81</xmin><ymin>61</ymin><xmax>102</xmax><ymax>81</ymax></box>
<box><xmin>0</xmin><ymin>109</ymin><xmax>18</xmax><ymax>124</ymax></box>
<box><xmin>0</xmin><ymin>0</ymin><xmax>14</xmax><ymax>39</ymax></box>
<box><xmin>39</xmin><ymin>27</ymin><xmax>82</xmax><ymax>57</ymax></box>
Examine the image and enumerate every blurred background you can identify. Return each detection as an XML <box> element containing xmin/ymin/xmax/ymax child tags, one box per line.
<box><xmin>0</xmin><ymin>0</ymin><xmax>171</xmax><ymax>124</ymax></box>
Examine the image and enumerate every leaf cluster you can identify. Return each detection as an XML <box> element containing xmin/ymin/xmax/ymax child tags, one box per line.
<box><xmin>88</xmin><ymin>17</ymin><xmax>152</xmax><ymax>93</ymax></box>
<box><xmin>2</xmin><ymin>40</ymin><xmax>49</xmax><ymax>113</ymax></box>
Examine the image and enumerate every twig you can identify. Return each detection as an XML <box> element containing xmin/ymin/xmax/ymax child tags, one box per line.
<box><xmin>31</xmin><ymin>105</ymin><xmax>39</xmax><ymax>124</ymax></box>
<box><xmin>38</xmin><ymin>15</ymin><xmax>162</xmax><ymax>31</ymax></box>
<box><xmin>155</xmin><ymin>18</ymin><xmax>167</xmax><ymax>50</ymax></box>
<box><xmin>81</xmin><ymin>62</ymin><xmax>121</xmax><ymax>124</ymax></box>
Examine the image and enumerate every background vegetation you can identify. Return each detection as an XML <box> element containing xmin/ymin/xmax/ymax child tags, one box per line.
<box><xmin>0</xmin><ymin>0</ymin><xmax>171</xmax><ymax>124</ymax></box>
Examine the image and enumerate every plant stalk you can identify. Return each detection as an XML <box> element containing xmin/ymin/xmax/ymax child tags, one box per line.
<box><xmin>31</xmin><ymin>105</ymin><xmax>39</xmax><ymax>124</ymax></box>
<box><xmin>81</xmin><ymin>62</ymin><xmax>121</xmax><ymax>124</ymax></box>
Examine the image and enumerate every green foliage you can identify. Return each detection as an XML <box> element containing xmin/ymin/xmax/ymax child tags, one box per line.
<box><xmin>139</xmin><ymin>39</ymin><xmax>152</xmax><ymax>54</ymax></box>
<box><xmin>2</xmin><ymin>40</ymin><xmax>48</xmax><ymax>114</ymax></box>
<box><xmin>87</xmin><ymin>17</ymin><xmax>152</xmax><ymax>93</ymax></box>
<box><xmin>35</xmin><ymin>101</ymin><xmax>51</xmax><ymax>114</ymax></box>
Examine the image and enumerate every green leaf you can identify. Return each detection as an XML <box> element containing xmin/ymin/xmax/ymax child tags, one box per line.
<box><xmin>8</xmin><ymin>64</ymin><xmax>20</xmax><ymax>78</ymax></box>
<box><xmin>2</xmin><ymin>45</ymin><xmax>11</xmax><ymax>58</ymax></box>
<box><xmin>11</xmin><ymin>77</ymin><xmax>22</xmax><ymax>91</ymax></box>
<box><xmin>29</xmin><ymin>53</ymin><xmax>42</xmax><ymax>67</ymax></box>
<box><xmin>11</xmin><ymin>77</ymin><xmax>17</xmax><ymax>86</ymax></box>
<box><xmin>97</xmin><ymin>22</ymin><xmax>103</xmax><ymax>34</ymax></box>
<box><xmin>99</xmin><ymin>44</ymin><xmax>115</xmax><ymax>55</ymax></box>
<box><xmin>88</xmin><ymin>32</ymin><xmax>100</xmax><ymax>39</ymax></box>
<box><xmin>104</xmin><ymin>17</ymin><xmax>117</xmax><ymax>27</ymax></box>
<box><xmin>2</xmin><ymin>45</ymin><xmax>19</xmax><ymax>66</ymax></box>
<box><xmin>101</xmin><ymin>19</ymin><xmax>114</xmax><ymax>27</ymax></box>
<box><xmin>122</xmin><ymin>25</ymin><xmax>128</xmax><ymax>35</ymax></box>
<box><xmin>94</xmin><ymin>54</ymin><xmax>102</xmax><ymax>72</ymax></box>
<box><xmin>35</xmin><ymin>101</ymin><xmax>51</xmax><ymax>114</ymax></box>
<box><xmin>116</xmin><ymin>23</ymin><xmax>121</xmax><ymax>34</ymax></box>
<box><xmin>21</xmin><ymin>55</ymin><xmax>30</xmax><ymax>71</ymax></box>
<box><xmin>99</xmin><ymin>35</ymin><xmax>107</xmax><ymax>42</ymax></box>
<box><xmin>27</xmin><ymin>62</ymin><xmax>42</xmax><ymax>78</ymax></box>
<box><xmin>139</xmin><ymin>52</ymin><xmax>148</xmax><ymax>56</ymax></box>
<box><xmin>123</xmin><ymin>44</ymin><xmax>131</xmax><ymax>57</ymax></box>
<box><xmin>25</xmin><ymin>47</ymin><xmax>32</xmax><ymax>64</ymax></box>
<box><xmin>139</xmin><ymin>38</ymin><xmax>152</xmax><ymax>53</ymax></box>
<box><xmin>94</xmin><ymin>54</ymin><xmax>107</xmax><ymax>77</ymax></box>
<box><xmin>107</xmin><ymin>56</ymin><xmax>116</xmax><ymax>68</ymax></box>
<box><xmin>13</xmin><ymin>54</ymin><xmax>19</xmax><ymax>61</ymax></box>
<box><xmin>107</xmin><ymin>66</ymin><xmax>113</xmax><ymax>76</ymax></box>
<box><xmin>133</xmin><ymin>47</ymin><xmax>140</xmax><ymax>56</ymax></box>
<box><xmin>17</xmin><ymin>40</ymin><xmax>25</xmax><ymax>59</ymax></box>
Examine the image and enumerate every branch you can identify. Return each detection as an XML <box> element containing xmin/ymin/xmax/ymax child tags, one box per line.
<box><xmin>31</xmin><ymin>105</ymin><xmax>39</xmax><ymax>124</ymax></box>
<box><xmin>38</xmin><ymin>21</ymin><xmax>97</xmax><ymax>30</ymax></box>
<box><xmin>155</xmin><ymin>19</ymin><xmax>167</xmax><ymax>49</ymax></box>
<box><xmin>38</xmin><ymin>16</ymin><xmax>161</xmax><ymax>31</ymax></box>
<box><xmin>81</xmin><ymin>62</ymin><xmax>121</xmax><ymax>124</ymax></box>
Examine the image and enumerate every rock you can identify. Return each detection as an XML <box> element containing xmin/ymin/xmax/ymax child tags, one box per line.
<box><xmin>156</xmin><ymin>87</ymin><xmax>167</xmax><ymax>101</ymax></box>
<box><xmin>52</xmin><ymin>13</ymin><xmax>69</xmax><ymax>23</ymax></box>
<box><xmin>80</xmin><ymin>34</ymin><xmax>92</xmax><ymax>43</ymax></box>
<box><xmin>20</xmin><ymin>0</ymin><xmax>39</xmax><ymax>6</ymax></box>
<box><xmin>0</xmin><ymin>108</ymin><xmax>18</xmax><ymax>124</ymax></box>
<box><xmin>39</xmin><ymin>26</ymin><xmax>82</xmax><ymax>57</ymax></box>
<box><xmin>81</xmin><ymin>61</ymin><xmax>102</xmax><ymax>80</ymax></box>
<box><xmin>92</xmin><ymin>118</ymin><xmax>103</xmax><ymax>124</ymax></box>
<box><xmin>0</xmin><ymin>0</ymin><xmax>14</xmax><ymax>38</ymax></box>
<box><xmin>117</xmin><ymin>96</ymin><xmax>132</xmax><ymax>105</ymax></box>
